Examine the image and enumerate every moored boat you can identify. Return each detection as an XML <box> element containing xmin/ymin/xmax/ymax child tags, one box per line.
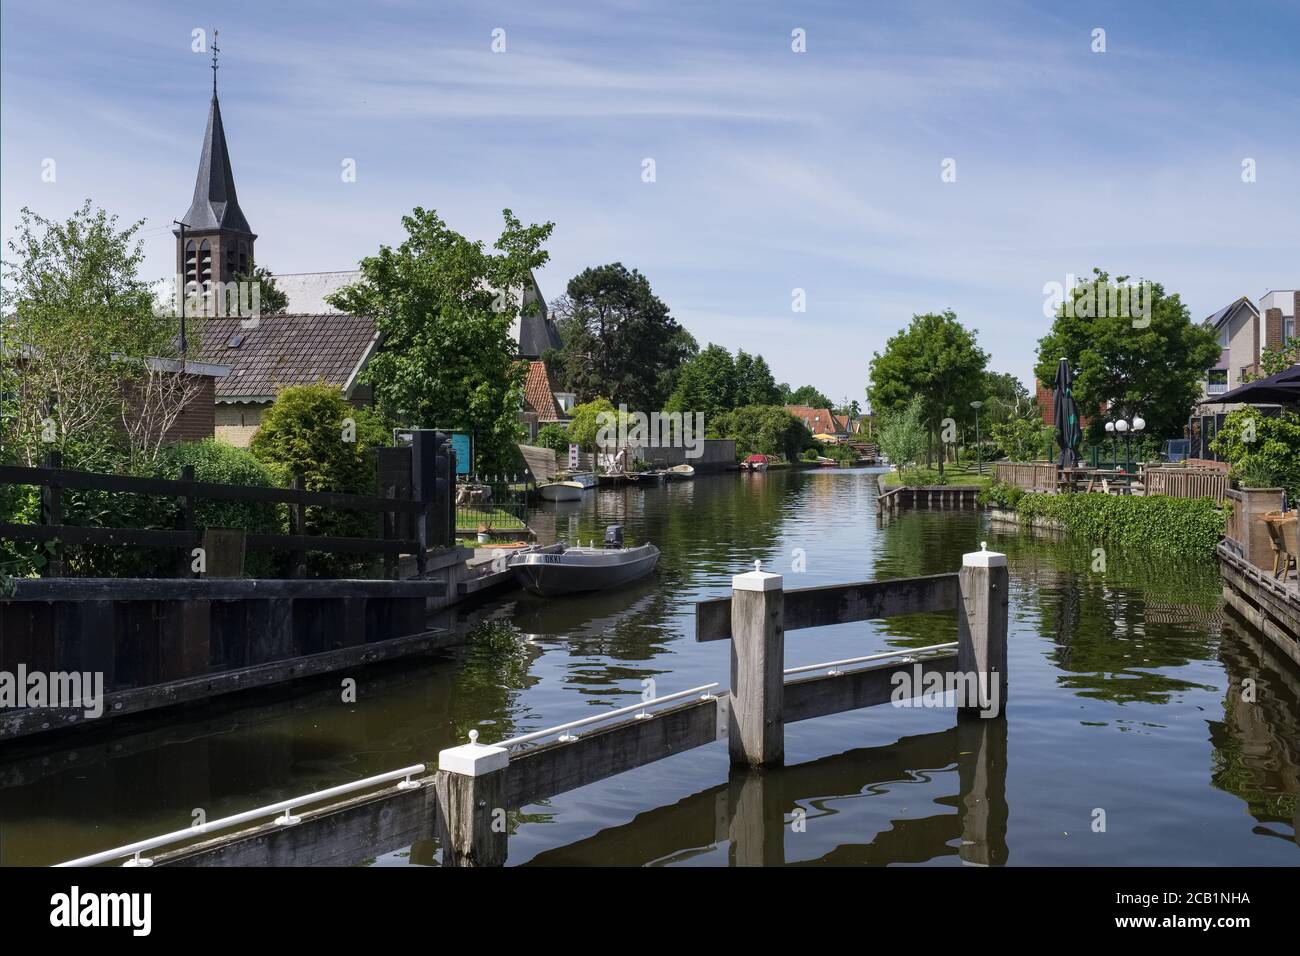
<box><xmin>665</xmin><ymin>464</ymin><xmax>695</xmax><ymax>481</ymax></box>
<box><xmin>507</xmin><ymin>525</ymin><xmax>659</xmax><ymax>596</ymax></box>
<box><xmin>537</xmin><ymin>471</ymin><xmax>597</xmax><ymax>501</ymax></box>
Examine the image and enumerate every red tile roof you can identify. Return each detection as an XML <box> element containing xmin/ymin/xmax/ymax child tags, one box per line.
<box><xmin>523</xmin><ymin>360</ymin><xmax>563</xmax><ymax>422</ymax></box>
<box><xmin>785</xmin><ymin>405</ymin><xmax>840</xmax><ymax>433</ymax></box>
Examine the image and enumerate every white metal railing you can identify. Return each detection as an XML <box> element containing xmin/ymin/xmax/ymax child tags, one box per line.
<box><xmin>498</xmin><ymin>683</ymin><xmax>721</xmax><ymax>749</ymax></box>
<box><xmin>783</xmin><ymin>642</ymin><xmax>958</xmax><ymax>677</ymax></box>
<box><xmin>1206</xmin><ymin>381</ymin><xmax>1228</xmax><ymax>395</ymax></box>
<box><xmin>55</xmin><ymin>764</ymin><xmax>426</xmax><ymax>868</ymax></box>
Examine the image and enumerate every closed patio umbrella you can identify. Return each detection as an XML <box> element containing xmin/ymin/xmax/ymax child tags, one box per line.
<box><xmin>1053</xmin><ymin>358</ymin><xmax>1083</xmax><ymax>468</ymax></box>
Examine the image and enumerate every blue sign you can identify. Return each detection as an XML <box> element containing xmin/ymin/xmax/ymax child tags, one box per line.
<box><xmin>448</xmin><ymin>432</ymin><xmax>473</xmax><ymax>475</ymax></box>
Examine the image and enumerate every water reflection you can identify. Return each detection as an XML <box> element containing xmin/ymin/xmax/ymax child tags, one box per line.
<box><xmin>522</xmin><ymin>717</ymin><xmax>1008</xmax><ymax>867</ymax></box>
<box><xmin>1</xmin><ymin>468</ymin><xmax>1297</xmax><ymax>866</ymax></box>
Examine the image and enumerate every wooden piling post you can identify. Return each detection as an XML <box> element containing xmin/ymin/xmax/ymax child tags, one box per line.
<box><xmin>957</xmin><ymin>542</ymin><xmax>1009</xmax><ymax>718</ymax></box>
<box><xmin>729</xmin><ymin>560</ymin><xmax>784</xmax><ymax>767</ymax></box>
<box><xmin>434</xmin><ymin>731</ymin><xmax>509</xmax><ymax>867</ymax></box>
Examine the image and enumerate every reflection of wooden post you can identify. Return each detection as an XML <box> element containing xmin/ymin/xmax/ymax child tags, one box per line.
<box><xmin>729</xmin><ymin>562</ymin><xmax>784</xmax><ymax>767</ymax></box>
<box><xmin>727</xmin><ymin>769</ymin><xmax>785</xmax><ymax>867</ymax></box>
<box><xmin>435</xmin><ymin>731</ymin><xmax>508</xmax><ymax>867</ymax></box>
<box><xmin>957</xmin><ymin>716</ymin><xmax>1009</xmax><ymax>866</ymax></box>
<box><xmin>957</xmin><ymin>544</ymin><xmax>1009</xmax><ymax>717</ymax></box>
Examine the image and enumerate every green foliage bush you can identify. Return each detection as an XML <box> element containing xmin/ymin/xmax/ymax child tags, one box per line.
<box><xmin>251</xmin><ymin>384</ymin><xmax>391</xmax><ymax>576</ymax></box>
<box><xmin>159</xmin><ymin>440</ymin><xmax>283</xmax><ymax>577</ymax></box>
<box><xmin>1211</xmin><ymin>408</ymin><xmax>1300</xmax><ymax>503</ymax></box>
<box><xmin>535</xmin><ymin>422</ymin><xmax>571</xmax><ymax>454</ymax></box>
<box><xmin>977</xmin><ymin>481</ymin><xmax>1024</xmax><ymax>510</ymax></box>
<box><xmin>1013</xmin><ymin>492</ymin><xmax>1224</xmax><ymax>558</ymax></box>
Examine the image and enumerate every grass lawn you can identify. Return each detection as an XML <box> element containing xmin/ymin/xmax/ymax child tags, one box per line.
<box><xmin>880</xmin><ymin>461</ymin><xmax>996</xmax><ymax>490</ymax></box>
<box><xmin>456</xmin><ymin>506</ymin><xmax>527</xmax><ymax>531</ymax></box>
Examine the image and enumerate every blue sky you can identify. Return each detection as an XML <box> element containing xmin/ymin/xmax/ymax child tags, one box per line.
<box><xmin>3</xmin><ymin>0</ymin><xmax>1298</xmax><ymax>405</ymax></box>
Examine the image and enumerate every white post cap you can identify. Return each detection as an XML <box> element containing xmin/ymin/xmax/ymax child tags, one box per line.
<box><xmin>733</xmin><ymin>558</ymin><xmax>783</xmax><ymax>592</ymax></box>
<box><xmin>963</xmin><ymin>541</ymin><xmax>1007</xmax><ymax>568</ymax></box>
<box><xmin>438</xmin><ymin>729</ymin><xmax>509</xmax><ymax>777</ymax></box>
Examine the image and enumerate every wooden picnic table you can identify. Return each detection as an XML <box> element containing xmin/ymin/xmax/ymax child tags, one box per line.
<box><xmin>1058</xmin><ymin>467</ymin><xmax>1142</xmax><ymax>495</ymax></box>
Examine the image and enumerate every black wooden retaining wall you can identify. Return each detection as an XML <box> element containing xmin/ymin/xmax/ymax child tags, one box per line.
<box><xmin>0</xmin><ymin>578</ymin><xmax>448</xmax><ymax>742</ymax></box>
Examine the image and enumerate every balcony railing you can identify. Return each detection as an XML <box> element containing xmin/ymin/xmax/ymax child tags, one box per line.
<box><xmin>1206</xmin><ymin>381</ymin><xmax>1228</xmax><ymax>395</ymax></box>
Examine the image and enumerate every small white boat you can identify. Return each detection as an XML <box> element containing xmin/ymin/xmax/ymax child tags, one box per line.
<box><xmin>508</xmin><ymin>525</ymin><xmax>659</xmax><ymax>596</ymax></box>
<box><xmin>537</xmin><ymin>471</ymin><xmax>598</xmax><ymax>501</ymax></box>
<box><xmin>665</xmin><ymin>464</ymin><xmax>695</xmax><ymax>481</ymax></box>
<box><xmin>538</xmin><ymin>480</ymin><xmax>585</xmax><ymax>502</ymax></box>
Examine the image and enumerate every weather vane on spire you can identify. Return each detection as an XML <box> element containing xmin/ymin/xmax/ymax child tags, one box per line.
<box><xmin>211</xmin><ymin>29</ymin><xmax>220</xmax><ymax>93</ymax></box>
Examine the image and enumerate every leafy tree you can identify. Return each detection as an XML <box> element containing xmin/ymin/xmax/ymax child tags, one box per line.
<box><xmin>867</xmin><ymin>310</ymin><xmax>989</xmax><ymax>480</ymax></box>
<box><xmin>229</xmin><ymin>264</ymin><xmax>288</xmax><ymax>316</ymax></box>
<box><xmin>548</xmin><ymin>263</ymin><xmax>693</xmax><ymax>410</ymax></box>
<box><xmin>1211</xmin><ymin>408</ymin><xmax>1300</xmax><ymax>502</ymax></box>
<box><xmin>665</xmin><ymin>344</ymin><xmax>737</xmax><ymax>420</ymax></box>
<box><xmin>783</xmin><ymin>384</ymin><xmax>833</xmax><ymax>409</ymax></box>
<box><xmin>982</xmin><ymin>371</ymin><xmax>1029</xmax><ymax>406</ymax></box>
<box><xmin>250</xmin><ymin>384</ymin><xmax>391</xmax><ymax>575</ymax></box>
<box><xmin>876</xmin><ymin>395</ymin><xmax>927</xmax><ymax>481</ymax></box>
<box><xmin>0</xmin><ymin>201</ymin><xmax>197</xmax><ymax>468</ymax></box>
<box><xmin>733</xmin><ymin>350</ymin><xmax>781</xmax><ymax>406</ymax></box>
<box><xmin>534</xmin><ymin>422</ymin><xmax>571</xmax><ymax>454</ymax></box>
<box><xmin>1033</xmin><ymin>269</ymin><xmax>1219</xmax><ymax>445</ymax></box>
<box><xmin>1256</xmin><ymin>336</ymin><xmax>1300</xmax><ymax>378</ymax></box>
<box><xmin>708</xmin><ymin>405</ymin><xmax>812</xmax><ymax>460</ymax></box>
<box><xmin>566</xmin><ymin>397</ymin><xmax>618</xmax><ymax>451</ymax></box>
<box><xmin>988</xmin><ymin>413</ymin><xmax>1054</xmax><ymax>462</ymax></box>
<box><xmin>329</xmin><ymin>207</ymin><xmax>553</xmax><ymax>474</ymax></box>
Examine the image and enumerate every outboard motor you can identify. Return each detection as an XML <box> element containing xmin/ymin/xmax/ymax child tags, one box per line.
<box><xmin>603</xmin><ymin>524</ymin><xmax>624</xmax><ymax>549</ymax></box>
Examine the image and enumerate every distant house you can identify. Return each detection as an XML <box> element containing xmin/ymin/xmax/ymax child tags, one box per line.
<box><xmin>1200</xmin><ymin>296</ymin><xmax>1261</xmax><ymax>400</ymax></box>
<box><xmin>785</xmin><ymin>405</ymin><xmax>842</xmax><ymax>438</ymax></box>
<box><xmin>1193</xmin><ymin>289</ymin><xmax>1297</xmax><ymax>459</ymax></box>
<box><xmin>197</xmin><ymin>314</ymin><xmax>378</xmax><ymax>447</ymax></box>
<box><xmin>521</xmin><ymin>360</ymin><xmax>565</xmax><ymax>440</ymax></box>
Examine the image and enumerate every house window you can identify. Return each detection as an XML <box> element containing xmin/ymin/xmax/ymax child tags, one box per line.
<box><xmin>1286</xmin><ymin>317</ymin><xmax>1296</xmax><ymax>342</ymax></box>
<box><xmin>1206</xmin><ymin>369</ymin><xmax>1228</xmax><ymax>395</ymax></box>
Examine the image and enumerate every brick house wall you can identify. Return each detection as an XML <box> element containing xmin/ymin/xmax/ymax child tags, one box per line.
<box><xmin>120</xmin><ymin>370</ymin><xmax>220</xmax><ymax>446</ymax></box>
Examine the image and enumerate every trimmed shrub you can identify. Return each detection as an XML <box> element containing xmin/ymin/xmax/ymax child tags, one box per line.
<box><xmin>158</xmin><ymin>440</ymin><xmax>283</xmax><ymax>577</ymax></box>
<box><xmin>250</xmin><ymin>384</ymin><xmax>391</xmax><ymax>576</ymax></box>
<box><xmin>1013</xmin><ymin>492</ymin><xmax>1225</xmax><ymax>558</ymax></box>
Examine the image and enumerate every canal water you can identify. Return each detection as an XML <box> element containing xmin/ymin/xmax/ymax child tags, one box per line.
<box><xmin>1</xmin><ymin>467</ymin><xmax>1297</xmax><ymax>866</ymax></box>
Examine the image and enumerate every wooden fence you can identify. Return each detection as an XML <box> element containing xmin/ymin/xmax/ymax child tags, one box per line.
<box><xmin>107</xmin><ymin>547</ymin><xmax>1009</xmax><ymax>867</ymax></box>
<box><xmin>1143</xmin><ymin>466</ymin><xmax>1229</xmax><ymax>503</ymax></box>
<box><xmin>0</xmin><ymin>447</ymin><xmax>455</xmax><ymax>579</ymax></box>
<box><xmin>993</xmin><ymin>461</ymin><xmax>1058</xmax><ymax>492</ymax></box>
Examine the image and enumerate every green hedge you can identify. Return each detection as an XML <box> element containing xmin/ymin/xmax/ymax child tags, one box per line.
<box><xmin>159</xmin><ymin>440</ymin><xmax>283</xmax><ymax>577</ymax></box>
<box><xmin>1013</xmin><ymin>491</ymin><xmax>1225</xmax><ymax>558</ymax></box>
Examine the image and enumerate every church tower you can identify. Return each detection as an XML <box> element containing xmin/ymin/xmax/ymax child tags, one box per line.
<box><xmin>175</xmin><ymin>33</ymin><xmax>255</xmax><ymax>313</ymax></box>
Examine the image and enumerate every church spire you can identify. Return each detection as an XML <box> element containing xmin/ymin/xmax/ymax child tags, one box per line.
<box><xmin>178</xmin><ymin>30</ymin><xmax>251</xmax><ymax>235</ymax></box>
<box><xmin>176</xmin><ymin>31</ymin><xmax>256</xmax><ymax>308</ymax></box>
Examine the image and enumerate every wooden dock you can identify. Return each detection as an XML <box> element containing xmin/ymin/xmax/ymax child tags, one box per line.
<box><xmin>876</xmin><ymin>483</ymin><xmax>983</xmax><ymax>515</ymax></box>
<box><xmin>69</xmin><ymin>545</ymin><xmax>1010</xmax><ymax>867</ymax></box>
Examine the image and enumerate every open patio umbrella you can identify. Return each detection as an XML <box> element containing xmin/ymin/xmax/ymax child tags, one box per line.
<box><xmin>1200</xmin><ymin>364</ymin><xmax>1300</xmax><ymax>406</ymax></box>
<box><xmin>1053</xmin><ymin>357</ymin><xmax>1083</xmax><ymax>468</ymax></box>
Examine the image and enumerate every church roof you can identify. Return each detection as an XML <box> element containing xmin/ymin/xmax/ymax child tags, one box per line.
<box><xmin>517</xmin><ymin>307</ymin><xmax>563</xmax><ymax>359</ymax></box>
<box><xmin>179</xmin><ymin>94</ymin><xmax>253</xmax><ymax>234</ymax></box>
<box><xmin>196</xmin><ymin>314</ymin><xmax>377</xmax><ymax>402</ymax></box>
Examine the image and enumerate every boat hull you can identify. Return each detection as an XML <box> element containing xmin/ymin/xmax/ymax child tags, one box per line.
<box><xmin>508</xmin><ymin>544</ymin><xmax>660</xmax><ymax>596</ymax></box>
<box><xmin>538</xmin><ymin>481</ymin><xmax>584</xmax><ymax>502</ymax></box>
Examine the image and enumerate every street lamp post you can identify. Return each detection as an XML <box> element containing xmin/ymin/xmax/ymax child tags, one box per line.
<box><xmin>970</xmin><ymin>401</ymin><xmax>983</xmax><ymax>476</ymax></box>
<box><xmin>1131</xmin><ymin>416</ymin><xmax>1145</xmax><ymax>474</ymax></box>
<box><xmin>1105</xmin><ymin>420</ymin><xmax>1116</xmax><ymax>468</ymax></box>
<box><xmin>1115</xmin><ymin>418</ymin><xmax>1129</xmax><ymax>472</ymax></box>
